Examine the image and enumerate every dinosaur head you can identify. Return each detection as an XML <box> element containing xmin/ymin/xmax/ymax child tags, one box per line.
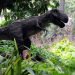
<box><xmin>49</xmin><ymin>9</ymin><xmax>68</xmax><ymax>28</ymax></box>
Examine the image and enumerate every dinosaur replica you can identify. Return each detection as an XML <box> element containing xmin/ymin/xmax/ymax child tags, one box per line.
<box><xmin>0</xmin><ymin>9</ymin><xmax>68</xmax><ymax>59</ymax></box>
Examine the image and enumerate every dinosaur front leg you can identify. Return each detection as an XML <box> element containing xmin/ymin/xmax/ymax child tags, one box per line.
<box><xmin>36</xmin><ymin>19</ymin><xmax>48</xmax><ymax>36</ymax></box>
<box><xmin>36</xmin><ymin>19</ymin><xmax>46</xmax><ymax>31</ymax></box>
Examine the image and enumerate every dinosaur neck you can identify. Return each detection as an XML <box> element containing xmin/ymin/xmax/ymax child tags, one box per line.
<box><xmin>38</xmin><ymin>11</ymin><xmax>52</xmax><ymax>27</ymax></box>
<box><xmin>39</xmin><ymin>11</ymin><xmax>52</xmax><ymax>23</ymax></box>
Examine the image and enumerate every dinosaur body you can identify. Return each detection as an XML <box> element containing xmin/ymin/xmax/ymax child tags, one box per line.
<box><xmin>0</xmin><ymin>9</ymin><xmax>68</xmax><ymax>58</ymax></box>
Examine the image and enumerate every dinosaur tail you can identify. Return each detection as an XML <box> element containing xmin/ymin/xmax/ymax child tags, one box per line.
<box><xmin>0</xmin><ymin>28</ymin><xmax>4</xmax><ymax>35</ymax></box>
<box><xmin>0</xmin><ymin>27</ymin><xmax>10</xmax><ymax>40</ymax></box>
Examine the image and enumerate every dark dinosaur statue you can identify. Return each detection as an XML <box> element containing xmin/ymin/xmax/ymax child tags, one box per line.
<box><xmin>0</xmin><ymin>9</ymin><xmax>68</xmax><ymax>59</ymax></box>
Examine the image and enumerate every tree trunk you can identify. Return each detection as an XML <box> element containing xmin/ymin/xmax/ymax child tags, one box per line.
<box><xmin>58</xmin><ymin>0</ymin><xmax>65</xmax><ymax>12</ymax></box>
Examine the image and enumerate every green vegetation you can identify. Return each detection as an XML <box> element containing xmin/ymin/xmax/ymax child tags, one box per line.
<box><xmin>0</xmin><ymin>38</ymin><xmax>75</xmax><ymax>75</ymax></box>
